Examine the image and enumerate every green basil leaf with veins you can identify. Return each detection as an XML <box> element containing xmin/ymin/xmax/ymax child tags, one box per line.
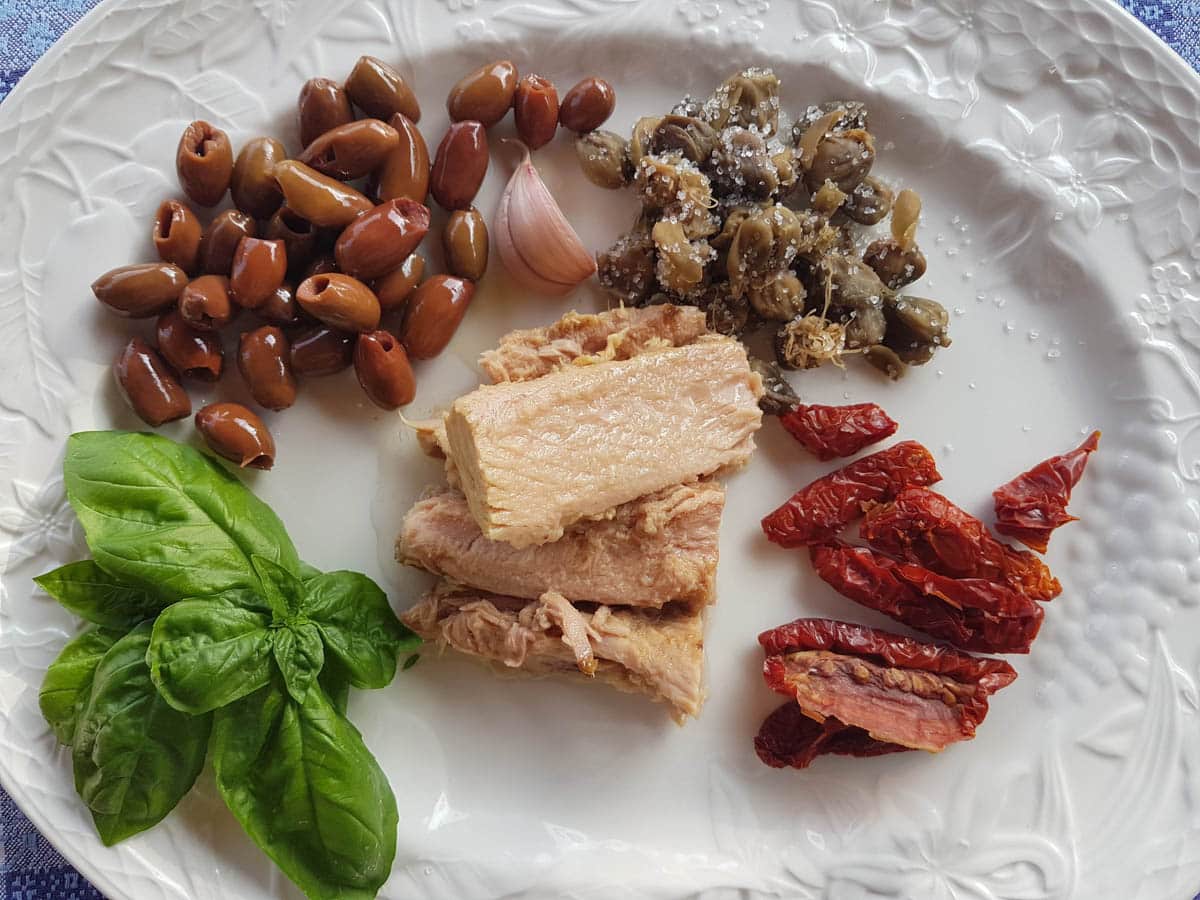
<box><xmin>318</xmin><ymin>659</ymin><xmax>352</xmax><ymax>716</ymax></box>
<box><xmin>63</xmin><ymin>431</ymin><xmax>299</xmax><ymax>602</ymax></box>
<box><xmin>40</xmin><ymin>626</ymin><xmax>123</xmax><ymax>745</ymax></box>
<box><xmin>272</xmin><ymin>621</ymin><xmax>324</xmax><ymax>704</ymax></box>
<box><xmin>34</xmin><ymin>560</ymin><xmax>165</xmax><ymax>629</ymax></box>
<box><xmin>72</xmin><ymin>622</ymin><xmax>211</xmax><ymax>846</ymax></box>
<box><xmin>148</xmin><ymin>595</ymin><xmax>274</xmax><ymax>714</ymax></box>
<box><xmin>212</xmin><ymin>680</ymin><xmax>397</xmax><ymax>900</ymax></box>
<box><xmin>252</xmin><ymin>555</ymin><xmax>304</xmax><ymax>621</ymax></box>
<box><xmin>300</xmin><ymin>571</ymin><xmax>420</xmax><ymax>689</ymax></box>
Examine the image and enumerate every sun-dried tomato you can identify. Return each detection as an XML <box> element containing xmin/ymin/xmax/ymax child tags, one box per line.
<box><xmin>809</xmin><ymin>543</ymin><xmax>1044</xmax><ymax>653</ymax></box>
<box><xmin>761</xmin><ymin>441</ymin><xmax>942</xmax><ymax>548</ymax></box>
<box><xmin>756</xmin><ymin>618</ymin><xmax>1016</xmax><ymax>766</ymax></box>
<box><xmin>861</xmin><ymin>487</ymin><xmax>1061</xmax><ymax>601</ymax></box>
<box><xmin>993</xmin><ymin>431</ymin><xmax>1100</xmax><ymax>552</ymax></box>
<box><xmin>755</xmin><ymin>701</ymin><xmax>907</xmax><ymax>768</ymax></box>
<box><xmin>779</xmin><ymin>403</ymin><xmax>899</xmax><ymax>461</ymax></box>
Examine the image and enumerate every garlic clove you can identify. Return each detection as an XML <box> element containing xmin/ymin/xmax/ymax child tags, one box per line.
<box><xmin>495</xmin><ymin>143</ymin><xmax>596</xmax><ymax>295</ymax></box>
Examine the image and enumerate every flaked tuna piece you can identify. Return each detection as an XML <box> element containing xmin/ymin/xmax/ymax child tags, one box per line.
<box><xmin>397</xmin><ymin>481</ymin><xmax>724</xmax><ymax>607</ymax></box>
<box><xmin>402</xmin><ymin>584</ymin><xmax>708</xmax><ymax>721</ymax></box>
<box><xmin>479</xmin><ymin>304</ymin><xmax>709</xmax><ymax>383</ymax></box>
<box><xmin>445</xmin><ymin>336</ymin><xmax>763</xmax><ymax>548</ymax></box>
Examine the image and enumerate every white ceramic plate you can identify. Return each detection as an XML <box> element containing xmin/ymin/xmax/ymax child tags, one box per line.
<box><xmin>1</xmin><ymin>1</ymin><xmax>1199</xmax><ymax>898</ymax></box>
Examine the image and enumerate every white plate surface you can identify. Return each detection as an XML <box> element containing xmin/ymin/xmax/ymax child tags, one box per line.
<box><xmin>1</xmin><ymin>1</ymin><xmax>1200</xmax><ymax>898</ymax></box>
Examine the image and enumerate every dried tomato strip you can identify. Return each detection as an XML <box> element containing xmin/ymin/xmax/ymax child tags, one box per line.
<box><xmin>761</xmin><ymin>441</ymin><xmax>942</xmax><ymax>548</ymax></box>
<box><xmin>809</xmin><ymin>543</ymin><xmax>1044</xmax><ymax>654</ymax></box>
<box><xmin>779</xmin><ymin>403</ymin><xmax>898</xmax><ymax>461</ymax></box>
<box><xmin>861</xmin><ymin>487</ymin><xmax>1061</xmax><ymax>601</ymax></box>
<box><xmin>993</xmin><ymin>431</ymin><xmax>1100</xmax><ymax>553</ymax></box>
<box><xmin>754</xmin><ymin>701</ymin><xmax>908</xmax><ymax>769</ymax></box>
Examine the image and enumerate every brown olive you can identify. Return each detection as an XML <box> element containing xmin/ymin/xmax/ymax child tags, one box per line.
<box><xmin>259</xmin><ymin>282</ymin><xmax>301</xmax><ymax>326</ymax></box>
<box><xmin>513</xmin><ymin>74</ymin><xmax>559</xmax><ymax>149</ymax></box>
<box><xmin>374</xmin><ymin>113</ymin><xmax>430</xmax><ymax>203</ymax></box>
<box><xmin>238</xmin><ymin>326</ymin><xmax>297</xmax><ymax>411</ymax></box>
<box><xmin>344</xmin><ymin>55</ymin><xmax>420</xmax><ymax>123</ymax></box>
<box><xmin>559</xmin><ymin>77</ymin><xmax>615</xmax><ymax>133</ymax></box>
<box><xmin>299</xmin><ymin>119</ymin><xmax>400</xmax><ymax>180</ymax></box>
<box><xmin>153</xmin><ymin>199</ymin><xmax>202</xmax><ymax>274</ymax></box>
<box><xmin>373</xmin><ymin>253</ymin><xmax>425</xmax><ymax>313</ymax></box>
<box><xmin>195</xmin><ymin>402</ymin><xmax>275</xmax><ymax>470</ymax></box>
<box><xmin>231</xmin><ymin>137</ymin><xmax>286</xmax><ymax>219</ymax></box>
<box><xmin>264</xmin><ymin>206</ymin><xmax>318</xmax><ymax>276</ymax></box>
<box><xmin>575</xmin><ymin>131</ymin><xmax>632</xmax><ymax>189</ymax></box>
<box><xmin>156</xmin><ymin>309</ymin><xmax>223</xmax><ymax>381</ymax></box>
<box><xmin>289</xmin><ymin>325</ymin><xmax>354</xmax><ymax>376</ymax></box>
<box><xmin>230</xmin><ymin>237</ymin><xmax>287</xmax><ymax>309</ymax></box>
<box><xmin>296</xmin><ymin>273</ymin><xmax>381</xmax><ymax>333</ymax></box>
<box><xmin>400</xmin><ymin>274</ymin><xmax>474</xmax><ymax>359</ymax></box>
<box><xmin>841</xmin><ymin>176</ymin><xmax>893</xmax><ymax>226</ymax></box>
<box><xmin>199</xmin><ymin>209</ymin><xmax>257</xmax><ymax>276</ymax></box>
<box><xmin>447</xmin><ymin>60</ymin><xmax>518</xmax><ymax>126</ymax></box>
<box><xmin>274</xmin><ymin>160</ymin><xmax>373</xmax><ymax>229</ymax></box>
<box><xmin>179</xmin><ymin>275</ymin><xmax>236</xmax><ymax>330</ymax></box>
<box><xmin>863</xmin><ymin>238</ymin><xmax>927</xmax><ymax>289</ymax></box>
<box><xmin>92</xmin><ymin>262</ymin><xmax>188</xmax><ymax>318</ymax></box>
<box><xmin>176</xmin><ymin>120</ymin><xmax>233</xmax><ymax>207</ymax></box>
<box><xmin>302</xmin><ymin>253</ymin><xmax>338</xmax><ymax>281</ymax></box>
<box><xmin>298</xmin><ymin>78</ymin><xmax>354</xmax><ymax>148</ymax></box>
<box><xmin>429</xmin><ymin>121</ymin><xmax>488</xmax><ymax>211</ymax></box>
<box><xmin>355</xmin><ymin>330</ymin><xmax>415</xmax><ymax>409</ymax></box>
<box><xmin>114</xmin><ymin>337</ymin><xmax>191</xmax><ymax>426</ymax></box>
<box><xmin>443</xmin><ymin>207</ymin><xmax>488</xmax><ymax>281</ymax></box>
<box><xmin>334</xmin><ymin>199</ymin><xmax>430</xmax><ymax>281</ymax></box>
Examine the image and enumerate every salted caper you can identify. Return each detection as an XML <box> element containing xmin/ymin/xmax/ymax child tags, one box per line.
<box><xmin>652</xmin><ymin>219</ymin><xmax>709</xmax><ymax>296</ymax></box>
<box><xmin>748</xmin><ymin>354</ymin><xmax>800</xmax><ymax>416</ymax></box>
<box><xmin>650</xmin><ymin>115</ymin><xmax>719</xmax><ymax>166</ymax></box>
<box><xmin>703</xmin><ymin>68</ymin><xmax>780</xmax><ymax>134</ymax></box>
<box><xmin>793</xmin><ymin>100</ymin><xmax>870</xmax><ymax>138</ymax></box>
<box><xmin>596</xmin><ymin>229</ymin><xmax>657</xmax><ymax>304</ymax></box>
<box><xmin>804</xmin><ymin>128</ymin><xmax>875</xmax><ymax>193</ymax></box>
<box><xmin>575</xmin><ymin>130</ymin><xmax>633</xmax><ymax>189</ymax></box>
<box><xmin>713</xmin><ymin>128</ymin><xmax>779</xmax><ymax>200</ymax></box>
<box><xmin>841</xmin><ymin>176</ymin><xmax>894</xmax><ymax>225</ymax></box>
<box><xmin>864</xmin><ymin>238</ymin><xmax>927</xmax><ymax>289</ymax></box>
<box><xmin>883</xmin><ymin>294</ymin><xmax>950</xmax><ymax>363</ymax></box>
<box><xmin>747</xmin><ymin>269</ymin><xmax>806</xmax><ymax>322</ymax></box>
<box><xmin>864</xmin><ymin>344</ymin><xmax>906</xmax><ymax>380</ymax></box>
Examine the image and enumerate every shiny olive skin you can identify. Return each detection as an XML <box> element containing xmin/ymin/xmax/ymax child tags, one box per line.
<box><xmin>400</xmin><ymin>274</ymin><xmax>474</xmax><ymax>359</ymax></box>
<box><xmin>289</xmin><ymin>325</ymin><xmax>354</xmax><ymax>376</ymax></box>
<box><xmin>334</xmin><ymin>199</ymin><xmax>430</xmax><ymax>281</ymax></box>
<box><xmin>442</xmin><ymin>207</ymin><xmax>488</xmax><ymax>280</ymax></box>
<box><xmin>559</xmin><ymin>77</ymin><xmax>615</xmax><ymax>133</ymax></box>
<box><xmin>374</xmin><ymin>113</ymin><xmax>430</xmax><ymax>203</ymax></box>
<box><xmin>179</xmin><ymin>275</ymin><xmax>235</xmax><ymax>330</ymax></box>
<box><xmin>195</xmin><ymin>402</ymin><xmax>276</xmax><ymax>470</ymax></box>
<box><xmin>345</xmin><ymin>56</ymin><xmax>420</xmax><ymax>123</ymax></box>
<box><xmin>302</xmin><ymin>253</ymin><xmax>338</xmax><ymax>281</ymax></box>
<box><xmin>92</xmin><ymin>262</ymin><xmax>188</xmax><ymax>318</ymax></box>
<box><xmin>274</xmin><ymin>160</ymin><xmax>373</xmax><ymax>229</ymax></box>
<box><xmin>373</xmin><ymin>253</ymin><xmax>425</xmax><ymax>312</ymax></box>
<box><xmin>298</xmin><ymin>78</ymin><xmax>354</xmax><ymax>148</ymax></box>
<box><xmin>447</xmin><ymin>60</ymin><xmax>518</xmax><ymax>126</ymax></box>
<box><xmin>153</xmin><ymin>199</ymin><xmax>202</xmax><ymax>274</ymax></box>
<box><xmin>513</xmin><ymin>74</ymin><xmax>559</xmax><ymax>150</ymax></box>
<box><xmin>230</xmin><ymin>237</ymin><xmax>287</xmax><ymax>309</ymax></box>
<box><xmin>199</xmin><ymin>210</ymin><xmax>257</xmax><ymax>276</ymax></box>
<box><xmin>299</xmin><ymin>119</ymin><xmax>400</xmax><ymax>180</ymax></box>
<box><xmin>176</xmin><ymin>120</ymin><xmax>234</xmax><ymax>207</ymax></box>
<box><xmin>238</xmin><ymin>326</ymin><xmax>297</xmax><ymax>411</ymax></box>
<box><xmin>231</xmin><ymin>137</ymin><xmax>286</xmax><ymax>219</ymax></box>
<box><xmin>264</xmin><ymin>206</ymin><xmax>318</xmax><ymax>276</ymax></box>
<box><xmin>429</xmin><ymin>121</ymin><xmax>488</xmax><ymax>211</ymax></box>
<box><xmin>296</xmin><ymin>273</ymin><xmax>381</xmax><ymax>333</ymax></box>
<box><xmin>355</xmin><ymin>330</ymin><xmax>415</xmax><ymax>409</ymax></box>
<box><xmin>156</xmin><ymin>309</ymin><xmax>223</xmax><ymax>381</ymax></box>
<box><xmin>114</xmin><ymin>337</ymin><xmax>191</xmax><ymax>426</ymax></box>
<box><xmin>258</xmin><ymin>283</ymin><xmax>302</xmax><ymax>326</ymax></box>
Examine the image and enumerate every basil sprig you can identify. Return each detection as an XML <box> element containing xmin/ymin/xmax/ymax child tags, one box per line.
<box><xmin>37</xmin><ymin>432</ymin><xmax>419</xmax><ymax>899</ymax></box>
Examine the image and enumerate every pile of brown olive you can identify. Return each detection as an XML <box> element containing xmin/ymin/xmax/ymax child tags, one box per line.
<box><xmin>93</xmin><ymin>55</ymin><xmax>615</xmax><ymax>469</ymax></box>
<box><xmin>584</xmin><ymin>68</ymin><xmax>950</xmax><ymax>411</ymax></box>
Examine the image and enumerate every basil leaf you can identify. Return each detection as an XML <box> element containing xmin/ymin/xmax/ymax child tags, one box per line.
<box><xmin>301</xmin><ymin>571</ymin><xmax>420</xmax><ymax>689</ymax></box>
<box><xmin>273</xmin><ymin>621</ymin><xmax>324</xmax><ymax>704</ymax></box>
<box><xmin>297</xmin><ymin>560</ymin><xmax>323</xmax><ymax>582</ymax></box>
<box><xmin>40</xmin><ymin>626</ymin><xmax>122</xmax><ymax>745</ymax></box>
<box><xmin>318</xmin><ymin>660</ymin><xmax>352</xmax><ymax>716</ymax></box>
<box><xmin>212</xmin><ymin>681</ymin><xmax>397</xmax><ymax>900</ymax></box>
<box><xmin>72</xmin><ymin>622</ymin><xmax>211</xmax><ymax>846</ymax></box>
<box><xmin>148</xmin><ymin>597</ymin><xmax>274</xmax><ymax>714</ymax></box>
<box><xmin>63</xmin><ymin>431</ymin><xmax>299</xmax><ymax>602</ymax></box>
<box><xmin>34</xmin><ymin>561</ymin><xmax>165</xmax><ymax>629</ymax></box>
<box><xmin>252</xmin><ymin>555</ymin><xmax>304</xmax><ymax>620</ymax></box>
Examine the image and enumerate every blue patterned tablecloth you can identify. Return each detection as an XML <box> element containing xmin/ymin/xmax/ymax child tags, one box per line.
<box><xmin>0</xmin><ymin>1</ymin><xmax>1197</xmax><ymax>898</ymax></box>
